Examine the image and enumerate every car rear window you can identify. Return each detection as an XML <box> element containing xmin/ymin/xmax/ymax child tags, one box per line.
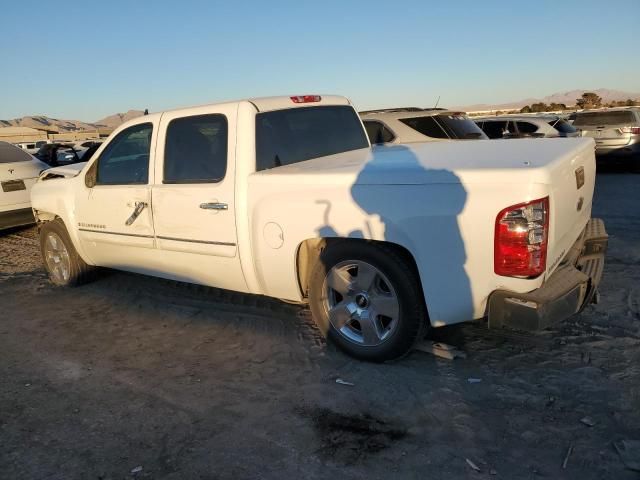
<box><xmin>573</xmin><ymin>111</ymin><xmax>636</xmax><ymax>126</ymax></box>
<box><xmin>0</xmin><ymin>141</ymin><xmax>34</xmax><ymax>163</ymax></box>
<box><xmin>255</xmin><ymin>106</ymin><xmax>369</xmax><ymax>171</ymax></box>
<box><xmin>549</xmin><ymin>119</ymin><xmax>577</xmax><ymax>134</ymax></box>
<box><xmin>436</xmin><ymin>113</ymin><xmax>487</xmax><ymax>139</ymax></box>
<box><xmin>400</xmin><ymin>114</ymin><xmax>486</xmax><ymax>140</ymax></box>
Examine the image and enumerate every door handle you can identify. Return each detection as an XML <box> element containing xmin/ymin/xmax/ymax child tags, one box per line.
<box><xmin>200</xmin><ymin>202</ymin><xmax>228</xmax><ymax>211</ymax></box>
<box><xmin>125</xmin><ymin>201</ymin><xmax>147</xmax><ymax>226</ymax></box>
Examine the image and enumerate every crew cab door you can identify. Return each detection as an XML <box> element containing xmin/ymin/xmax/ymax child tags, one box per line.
<box><xmin>151</xmin><ymin>105</ymin><xmax>245</xmax><ymax>290</ymax></box>
<box><xmin>76</xmin><ymin>120</ymin><xmax>157</xmax><ymax>266</ymax></box>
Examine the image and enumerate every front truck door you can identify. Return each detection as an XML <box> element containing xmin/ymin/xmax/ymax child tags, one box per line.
<box><xmin>75</xmin><ymin>121</ymin><xmax>157</xmax><ymax>268</ymax></box>
<box><xmin>151</xmin><ymin>105</ymin><xmax>247</xmax><ymax>293</ymax></box>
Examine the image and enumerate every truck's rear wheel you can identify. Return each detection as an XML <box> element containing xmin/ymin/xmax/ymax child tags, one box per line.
<box><xmin>308</xmin><ymin>242</ymin><xmax>427</xmax><ymax>362</ymax></box>
<box><xmin>40</xmin><ymin>219</ymin><xmax>93</xmax><ymax>286</ymax></box>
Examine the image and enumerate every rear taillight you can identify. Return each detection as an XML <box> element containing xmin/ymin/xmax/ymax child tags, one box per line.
<box><xmin>620</xmin><ymin>126</ymin><xmax>640</xmax><ymax>134</ymax></box>
<box><xmin>494</xmin><ymin>197</ymin><xmax>549</xmax><ymax>278</ymax></box>
<box><xmin>290</xmin><ymin>95</ymin><xmax>322</xmax><ymax>103</ymax></box>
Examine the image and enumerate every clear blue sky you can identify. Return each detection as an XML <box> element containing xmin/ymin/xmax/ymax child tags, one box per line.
<box><xmin>1</xmin><ymin>0</ymin><xmax>638</xmax><ymax>121</ymax></box>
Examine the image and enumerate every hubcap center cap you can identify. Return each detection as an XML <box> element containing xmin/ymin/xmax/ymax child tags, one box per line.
<box><xmin>355</xmin><ymin>293</ymin><xmax>369</xmax><ymax>309</ymax></box>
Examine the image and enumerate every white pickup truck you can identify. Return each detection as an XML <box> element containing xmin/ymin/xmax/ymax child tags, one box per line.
<box><xmin>30</xmin><ymin>95</ymin><xmax>608</xmax><ymax>361</ymax></box>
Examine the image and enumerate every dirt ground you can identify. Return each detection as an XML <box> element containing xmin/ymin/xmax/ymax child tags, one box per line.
<box><xmin>1</xmin><ymin>167</ymin><xmax>639</xmax><ymax>480</ymax></box>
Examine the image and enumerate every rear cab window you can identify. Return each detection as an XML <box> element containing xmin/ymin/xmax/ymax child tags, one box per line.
<box><xmin>255</xmin><ymin>106</ymin><xmax>369</xmax><ymax>171</ymax></box>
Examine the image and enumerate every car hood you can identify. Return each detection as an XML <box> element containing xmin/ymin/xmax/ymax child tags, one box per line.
<box><xmin>39</xmin><ymin>162</ymin><xmax>87</xmax><ymax>180</ymax></box>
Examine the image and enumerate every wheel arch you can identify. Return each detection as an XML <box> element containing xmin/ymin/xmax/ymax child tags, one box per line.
<box><xmin>295</xmin><ymin>237</ymin><xmax>429</xmax><ymax>316</ymax></box>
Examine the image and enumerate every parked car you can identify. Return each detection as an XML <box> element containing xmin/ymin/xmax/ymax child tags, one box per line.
<box><xmin>1</xmin><ymin>141</ymin><xmax>49</xmax><ymax>230</ymax></box>
<box><xmin>475</xmin><ymin>115</ymin><xmax>580</xmax><ymax>139</ymax></box>
<box><xmin>73</xmin><ymin>139</ymin><xmax>104</xmax><ymax>150</ymax></box>
<box><xmin>15</xmin><ymin>141</ymin><xmax>47</xmax><ymax>155</ymax></box>
<box><xmin>30</xmin><ymin>94</ymin><xmax>607</xmax><ymax>362</ymax></box>
<box><xmin>360</xmin><ymin>108</ymin><xmax>487</xmax><ymax>144</ymax></box>
<box><xmin>573</xmin><ymin>108</ymin><xmax>640</xmax><ymax>158</ymax></box>
<box><xmin>33</xmin><ymin>142</ymin><xmax>82</xmax><ymax>167</ymax></box>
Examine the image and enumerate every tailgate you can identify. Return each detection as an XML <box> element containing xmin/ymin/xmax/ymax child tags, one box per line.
<box><xmin>545</xmin><ymin>139</ymin><xmax>596</xmax><ymax>277</ymax></box>
<box><xmin>581</xmin><ymin>126</ymin><xmax>631</xmax><ymax>147</ymax></box>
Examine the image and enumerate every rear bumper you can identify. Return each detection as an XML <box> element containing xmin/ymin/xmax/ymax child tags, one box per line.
<box><xmin>595</xmin><ymin>141</ymin><xmax>640</xmax><ymax>157</ymax></box>
<box><xmin>488</xmin><ymin>218</ymin><xmax>608</xmax><ymax>331</ymax></box>
<box><xmin>0</xmin><ymin>207</ymin><xmax>35</xmax><ymax>231</ymax></box>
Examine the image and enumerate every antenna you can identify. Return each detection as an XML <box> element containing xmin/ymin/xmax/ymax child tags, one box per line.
<box><xmin>434</xmin><ymin>95</ymin><xmax>441</xmax><ymax>108</ymax></box>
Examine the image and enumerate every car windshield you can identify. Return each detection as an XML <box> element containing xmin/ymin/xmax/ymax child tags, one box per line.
<box><xmin>573</xmin><ymin>111</ymin><xmax>636</xmax><ymax>126</ymax></box>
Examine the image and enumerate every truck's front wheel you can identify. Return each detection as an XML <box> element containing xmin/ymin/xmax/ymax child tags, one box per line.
<box><xmin>308</xmin><ymin>242</ymin><xmax>427</xmax><ymax>362</ymax></box>
<box><xmin>40</xmin><ymin>219</ymin><xmax>93</xmax><ymax>286</ymax></box>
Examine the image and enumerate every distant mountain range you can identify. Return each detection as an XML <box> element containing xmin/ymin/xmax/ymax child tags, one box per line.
<box><xmin>0</xmin><ymin>109</ymin><xmax>145</xmax><ymax>133</ymax></box>
<box><xmin>453</xmin><ymin>89</ymin><xmax>640</xmax><ymax>112</ymax></box>
<box><xmin>2</xmin><ymin>88</ymin><xmax>639</xmax><ymax>132</ymax></box>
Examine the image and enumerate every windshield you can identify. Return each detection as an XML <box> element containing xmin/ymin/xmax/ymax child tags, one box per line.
<box><xmin>255</xmin><ymin>106</ymin><xmax>369</xmax><ymax>171</ymax></box>
<box><xmin>573</xmin><ymin>111</ymin><xmax>636</xmax><ymax>126</ymax></box>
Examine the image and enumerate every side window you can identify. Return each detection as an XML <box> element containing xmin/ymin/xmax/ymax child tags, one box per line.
<box><xmin>398</xmin><ymin>116</ymin><xmax>449</xmax><ymax>139</ymax></box>
<box><xmin>363</xmin><ymin>120</ymin><xmax>395</xmax><ymax>144</ymax></box>
<box><xmin>516</xmin><ymin>122</ymin><xmax>538</xmax><ymax>135</ymax></box>
<box><xmin>95</xmin><ymin>123</ymin><xmax>152</xmax><ymax>185</ymax></box>
<box><xmin>480</xmin><ymin>121</ymin><xmax>507</xmax><ymax>139</ymax></box>
<box><xmin>164</xmin><ymin>114</ymin><xmax>228</xmax><ymax>183</ymax></box>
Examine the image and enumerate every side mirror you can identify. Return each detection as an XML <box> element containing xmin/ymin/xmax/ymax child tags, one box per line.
<box><xmin>85</xmin><ymin>161</ymin><xmax>97</xmax><ymax>188</ymax></box>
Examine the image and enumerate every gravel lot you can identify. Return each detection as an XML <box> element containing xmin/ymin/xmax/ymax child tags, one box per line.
<box><xmin>1</xmin><ymin>167</ymin><xmax>639</xmax><ymax>479</ymax></box>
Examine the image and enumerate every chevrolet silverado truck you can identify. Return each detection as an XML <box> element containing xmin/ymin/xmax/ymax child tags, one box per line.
<box><xmin>30</xmin><ymin>95</ymin><xmax>608</xmax><ymax>362</ymax></box>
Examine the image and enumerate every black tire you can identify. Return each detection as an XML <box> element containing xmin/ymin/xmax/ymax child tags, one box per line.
<box><xmin>39</xmin><ymin>218</ymin><xmax>94</xmax><ymax>286</ymax></box>
<box><xmin>308</xmin><ymin>241</ymin><xmax>428</xmax><ymax>362</ymax></box>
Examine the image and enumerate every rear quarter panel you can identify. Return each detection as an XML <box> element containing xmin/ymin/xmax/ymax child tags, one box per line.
<box><xmin>247</xmin><ymin>175</ymin><xmax>551</xmax><ymax>326</ymax></box>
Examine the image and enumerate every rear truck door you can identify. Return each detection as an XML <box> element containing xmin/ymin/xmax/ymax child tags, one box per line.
<box><xmin>75</xmin><ymin>120</ymin><xmax>157</xmax><ymax>266</ymax></box>
<box><xmin>151</xmin><ymin>104</ymin><xmax>246</xmax><ymax>291</ymax></box>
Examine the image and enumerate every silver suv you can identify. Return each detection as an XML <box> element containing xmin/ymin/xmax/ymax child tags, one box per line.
<box><xmin>360</xmin><ymin>108</ymin><xmax>487</xmax><ymax>144</ymax></box>
<box><xmin>573</xmin><ymin>108</ymin><xmax>640</xmax><ymax>158</ymax></box>
<box><xmin>474</xmin><ymin>115</ymin><xmax>579</xmax><ymax>139</ymax></box>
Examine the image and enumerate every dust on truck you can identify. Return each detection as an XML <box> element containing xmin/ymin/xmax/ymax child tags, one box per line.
<box><xmin>30</xmin><ymin>95</ymin><xmax>608</xmax><ymax>361</ymax></box>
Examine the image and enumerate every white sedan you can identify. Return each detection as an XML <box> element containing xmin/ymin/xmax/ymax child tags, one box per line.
<box><xmin>0</xmin><ymin>141</ymin><xmax>49</xmax><ymax>230</ymax></box>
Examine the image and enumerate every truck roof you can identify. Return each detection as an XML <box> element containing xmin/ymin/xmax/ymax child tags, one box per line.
<box><xmin>157</xmin><ymin>95</ymin><xmax>352</xmax><ymax>117</ymax></box>
<box><xmin>112</xmin><ymin>95</ymin><xmax>355</xmax><ymax>133</ymax></box>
